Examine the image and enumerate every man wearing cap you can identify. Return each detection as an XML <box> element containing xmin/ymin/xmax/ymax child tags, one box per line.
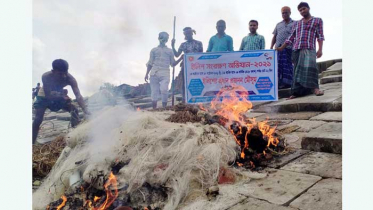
<box><xmin>239</xmin><ymin>20</ymin><xmax>265</xmax><ymax>51</ymax></box>
<box><xmin>145</xmin><ymin>32</ymin><xmax>176</xmax><ymax>109</ymax></box>
<box><xmin>271</xmin><ymin>6</ymin><xmax>295</xmax><ymax>89</ymax></box>
<box><xmin>32</xmin><ymin>59</ymin><xmax>90</xmax><ymax>144</ymax></box>
<box><xmin>171</xmin><ymin>27</ymin><xmax>203</xmax><ymax>103</ymax></box>
<box><xmin>277</xmin><ymin>2</ymin><xmax>325</xmax><ymax>98</ymax></box>
<box><xmin>207</xmin><ymin>20</ymin><xmax>233</xmax><ymax>52</ymax></box>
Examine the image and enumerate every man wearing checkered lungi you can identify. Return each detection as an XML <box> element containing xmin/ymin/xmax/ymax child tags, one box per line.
<box><xmin>277</xmin><ymin>2</ymin><xmax>325</xmax><ymax>99</ymax></box>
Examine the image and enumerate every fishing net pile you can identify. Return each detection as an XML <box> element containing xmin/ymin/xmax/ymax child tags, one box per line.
<box><xmin>33</xmin><ymin>105</ymin><xmax>266</xmax><ymax>210</ymax></box>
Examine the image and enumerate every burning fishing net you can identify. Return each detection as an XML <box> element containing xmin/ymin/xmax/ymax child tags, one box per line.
<box><xmin>33</xmin><ymin>84</ymin><xmax>284</xmax><ymax>210</ymax></box>
<box><xmin>33</xmin><ymin>106</ymin><xmax>260</xmax><ymax>209</ymax></box>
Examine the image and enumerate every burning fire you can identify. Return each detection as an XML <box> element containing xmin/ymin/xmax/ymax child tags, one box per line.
<box><xmin>94</xmin><ymin>196</ymin><xmax>101</xmax><ymax>202</ymax></box>
<box><xmin>56</xmin><ymin>195</ymin><xmax>67</xmax><ymax>210</ymax></box>
<box><xmin>93</xmin><ymin>172</ymin><xmax>118</xmax><ymax>210</ymax></box>
<box><xmin>207</xmin><ymin>84</ymin><xmax>279</xmax><ymax>167</ymax></box>
<box><xmin>137</xmin><ymin>107</ymin><xmax>141</xmax><ymax>111</ymax></box>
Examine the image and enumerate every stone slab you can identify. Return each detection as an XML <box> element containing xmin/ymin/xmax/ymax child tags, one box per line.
<box><xmin>277</xmin><ymin>120</ymin><xmax>327</xmax><ymax>132</ymax></box>
<box><xmin>182</xmin><ymin>184</ymin><xmax>247</xmax><ymax>210</ymax></box>
<box><xmin>256</xmin><ymin>112</ymin><xmax>321</xmax><ymax>121</ymax></box>
<box><xmin>278</xmin><ymin>88</ymin><xmax>291</xmax><ymax>98</ymax></box>
<box><xmin>228</xmin><ymin>197</ymin><xmax>295</xmax><ymax>210</ymax></box>
<box><xmin>281</xmin><ymin>152</ymin><xmax>342</xmax><ymax>179</ymax></box>
<box><xmin>320</xmin><ymin>69</ymin><xmax>342</xmax><ymax>78</ymax></box>
<box><xmin>245</xmin><ymin>112</ymin><xmax>267</xmax><ymax>119</ymax></box>
<box><xmin>290</xmin><ymin>179</ymin><xmax>342</xmax><ymax>210</ymax></box>
<box><xmin>301</xmin><ymin>122</ymin><xmax>342</xmax><ymax>154</ymax></box>
<box><xmin>320</xmin><ymin>75</ymin><xmax>342</xmax><ymax>85</ymax></box>
<box><xmin>309</xmin><ymin>112</ymin><xmax>342</xmax><ymax>122</ymax></box>
<box><xmin>267</xmin><ymin>149</ymin><xmax>310</xmax><ymax>169</ymax></box>
<box><xmin>251</xmin><ymin>101</ymin><xmax>273</xmax><ymax>109</ymax></box>
<box><xmin>283</xmin><ymin>132</ymin><xmax>307</xmax><ymax>149</ymax></box>
<box><xmin>254</xmin><ymin>85</ymin><xmax>342</xmax><ymax>113</ymax></box>
<box><xmin>326</xmin><ymin>62</ymin><xmax>342</xmax><ymax>71</ymax></box>
<box><xmin>259</xmin><ymin>120</ymin><xmax>292</xmax><ymax>127</ymax></box>
<box><xmin>238</xmin><ymin>169</ymin><xmax>321</xmax><ymax>205</ymax></box>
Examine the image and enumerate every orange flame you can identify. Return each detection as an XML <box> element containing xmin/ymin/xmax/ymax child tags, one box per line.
<box><xmin>198</xmin><ymin>103</ymin><xmax>207</xmax><ymax>111</ymax></box>
<box><xmin>93</xmin><ymin>172</ymin><xmax>118</xmax><ymax>210</ymax></box>
<box><xmin>56</xmin><ymin>195</ymin><xmax>67</xmax><ymax>210</ymax></box>
<box><xmin>94</xmin><ymin>196</ymin><xmax>101</xmax><ymax>202</ymax></box>
<box><xmin>211</xmin><ymin>84</ymin><xmax>253</xmax><ymax>125</ymax></box>
<box><xmin>144</xmin><ymin>207</ymin><xmax>149</xmax><ymax>210</ymax></box>
<box><xmin>85</xmin><ymin>200</ymin><xmax>92</xmax><ymax>208</ymax></box>
<box><xmin>208</xmin><ymin>84</ymin><xmax>279</xmax><ymax>165</ymax></box>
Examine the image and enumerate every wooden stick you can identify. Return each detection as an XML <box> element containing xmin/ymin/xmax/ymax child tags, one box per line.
<box><xmin>171</xmin><ymin>16</ymin><xmax>176</xmax><ymax>106</ymax></box>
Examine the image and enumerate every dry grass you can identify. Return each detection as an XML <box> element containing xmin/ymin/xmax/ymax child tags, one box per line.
<box><xmin>33</xmin><ymin>136</ymin><xmax>66</xmax><ymax>178</ymax></box>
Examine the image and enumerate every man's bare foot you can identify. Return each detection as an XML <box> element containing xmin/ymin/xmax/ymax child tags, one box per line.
<box><xmin>314</xmin><ymin>89</ymin><xmax>324</xmax><ymax>96</ymax></box>
<box><xmin>287</xmin><ymin>95</ymin><xmax>297</xmax><ymax>100</ymax></box>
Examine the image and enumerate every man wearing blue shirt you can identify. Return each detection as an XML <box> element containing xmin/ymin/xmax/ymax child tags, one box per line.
<box><xmin>207</xmin><ymin>20</ymin><xmax>234</xmax><ymax>52</ymax></box>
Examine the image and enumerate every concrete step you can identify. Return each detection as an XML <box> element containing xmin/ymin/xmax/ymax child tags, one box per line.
<box><xmin>278</xmin><ymin>88</ymin><xmax>291</xmax><ymax>98</ymax></box>
<box><xmin>319</xmin><ymin>69</ymin><xmax>342</xmax><ymax>78</ymax></box>
<box><xmin>252</xmin><ymin>83</ymin><xmax>342</xmax><ymax>113</ymax></box>
<box><xmin>320</xmin><ymin>75</ymin><xmax>342</xmax><ymax>84</ymax></box>
<box><xmin>301</xmin><ymin>122</ymin><xmax>342</xmax><ymax>154</ymax></box>
<box><xmin>326</xmin><ymin>62</ymin><xmax>342</xmax><ymax>71</ymax></box>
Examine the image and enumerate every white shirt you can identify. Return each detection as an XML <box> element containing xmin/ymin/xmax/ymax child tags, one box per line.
<box><xmin>147</xmin><ymin>45</ymin><xmax>175</xmax><ymax>77</ymax></box>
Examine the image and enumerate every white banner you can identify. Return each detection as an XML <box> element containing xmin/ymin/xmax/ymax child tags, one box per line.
<box><xmin>184</xmin><ymin>50</ymin><xmax>278</xmax><ymax>104</ymax></box>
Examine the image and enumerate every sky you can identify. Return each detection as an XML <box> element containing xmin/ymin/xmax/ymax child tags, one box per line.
<box><xmin>33</xmin><ymin>0</ymin><xmax>342</xmax><ymax>97</ymax></box>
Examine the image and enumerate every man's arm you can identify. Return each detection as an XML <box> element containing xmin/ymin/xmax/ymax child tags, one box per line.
<box><xmin>261</xmin><ymin>36</ymin><xmax>265</xmax><ymax>50</ymax></box>
<box><xmin>69</xmin><ymin>76</ymin><xmax>89</xmax><ymax>114</ymax></box>
<box><xmin>172</xmin><ymin>40</ymin><xmax>183</xmax><ymax>57</ymax></box>
<box><xmin>239</xmin><ymin>37</ymin><xmax>245</xmax><ymax>51</ymax></box>
<box><xmin>199</xmin><ymin>41</ymin><xmax>204</xmax><ymax>52</ymax></box>
<box><xmin>145</xmin><ymin>49</ymin><xmax>154</xmax><ymax>82</ymax></box>
<box><xmin>170</xmin><ymin>51</ymin><xmax>176</xmax><ymax>67</ymax></box>
<box><xmin>317</xmin><ymin>40</ymin><xmax>323</xmax><ymax>58</ymax></box>
<box><xmin>316</xmin><ymin>19</ymin><xmax>325</xmax><ymax>58</ymax></box>
<box><xmin>206</xmin><ymin>37</ymin><xmax>213</xmax><ymax>52</ymax></box>
<box><xmin>228</xmin><ymin>36</ymin><xmax>233</xmax><ymax>51</ymax></box>
<box><xmin>270</xmin><ymin>34</ymin><xmax>276</xmax><ymax>49</ymax></box>
<box><xmin>271</xmin><ymin>26</ymin><xmax>277</xmax><ymax>49</ymax></box>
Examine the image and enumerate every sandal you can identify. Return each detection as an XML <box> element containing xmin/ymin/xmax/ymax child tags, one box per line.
<box><xmin>287</xmin><ymin>95</ymin><xmax>297</xmax><ymax>100</ymax></box>
<box><xmin>314</xmin><ymin>89</ymin><xmax>324</xmax><ymax>96</ymax></box>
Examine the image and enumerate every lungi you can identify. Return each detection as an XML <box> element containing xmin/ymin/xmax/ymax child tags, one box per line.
<box><xmin>291</xmin><ymin>49</ymin><xmax>319</xmax><ymax>97</ymax></box>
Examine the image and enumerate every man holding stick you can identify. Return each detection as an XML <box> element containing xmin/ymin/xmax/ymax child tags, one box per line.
<box><xmin>277</xmin><ymin>2</ymin><xmax>325</xmax><ymax>98</ymax></box>
<box><xmin>171</xmin><ymin>27</ymin><xmax>203</xmax><ymax>103</ymax></box>
<box><xmin>145</xmin><ymin>32</ymin><xmax>176</xmax><ymax>109</ymax></box>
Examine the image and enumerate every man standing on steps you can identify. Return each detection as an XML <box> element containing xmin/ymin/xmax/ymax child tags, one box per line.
<box><xmin>271</xmin><ymin>6</ymin><xmax>295</xmax><ymax>89</ymax></box>
<box><xmin>239</xmin><ymin>20</ymin><xmax>265</xmax><ymax>51</ymax></box>
<box><xmin>145</xmin><ymin>32</ymin><xmax>176</xmax><ymax>109</ymax></box>
<box><xmin>277</xmin><ymin>2</ymin><xmax>325</xmax><ymax>99</ymax></box>
<box><xmin>171</xmin><ymin>27</ymin><xmax>203</xmax><ymax>103</ymax></box>
<box><xmin>207</xmin><ymin>20</ymin><xmax>233</xmax><ymax>52</ymax></box>
<box><xmin>32</xmin><ymin>59</ymin><xmax>90</xmax><ymax>144</ymax></box>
